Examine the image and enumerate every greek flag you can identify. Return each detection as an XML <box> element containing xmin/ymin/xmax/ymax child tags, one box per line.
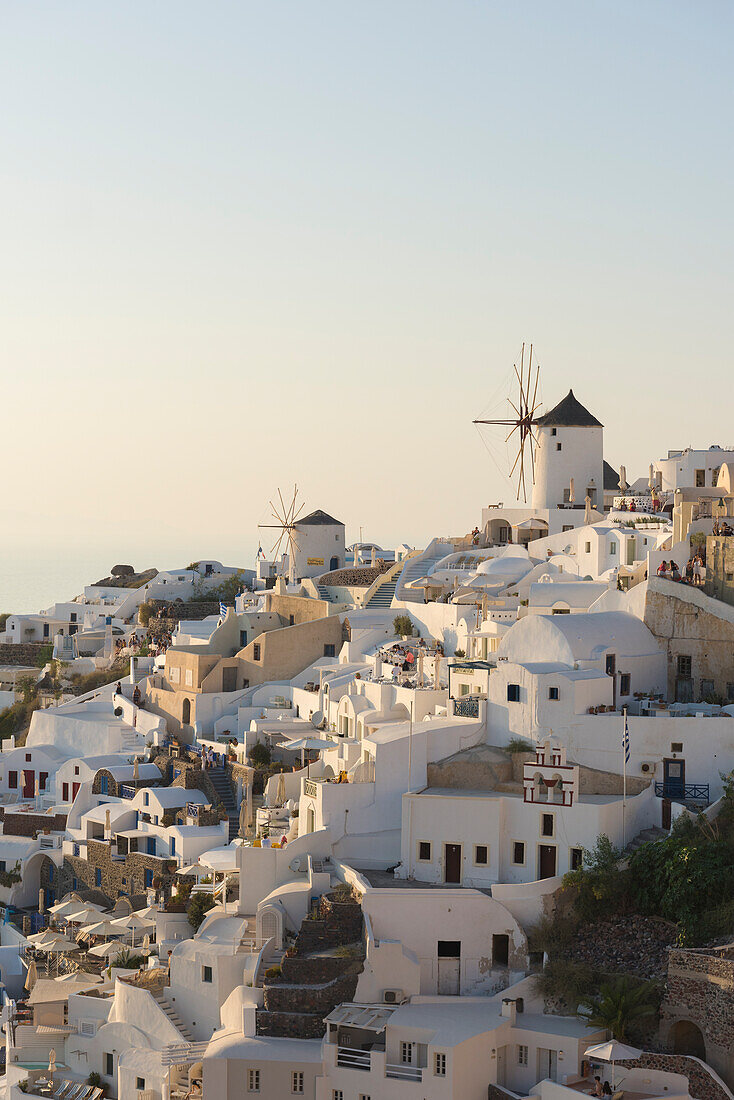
<box><xmin>257</xmin><ymin>544</ymin><xmax>265</xmax><ymax>559</ymax></box>
<box><xmin>219</xmin><ymin>602</ymin><xmax>228</xmax><ymax>618</ymax></box>
<box><xmin>622</xmin><ymin>711</ymin><xmax>630</xmax><ymax>765</ymax></box>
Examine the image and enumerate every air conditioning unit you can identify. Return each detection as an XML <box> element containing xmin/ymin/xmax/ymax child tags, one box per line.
<box><xmin>640</xmin><ymin>762</ymin><xmax>656</xmax><ymax>774</ymax></box>
<box><xmin>382</xmin><ymin>989</ymin><xmax>405</xmax><ymax>1004</ymax></box>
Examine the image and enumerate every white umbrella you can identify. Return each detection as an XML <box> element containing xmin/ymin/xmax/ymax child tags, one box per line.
<box><xmin>584</xmin><ymin>1040</ymin><xmax>642</xmax><ymax>1089</ymax></box>
<box><xmin>33</xmin><ymin>934</ymin><xmax>79</xmax><ymax>954</ymax></box>
<box><xmin>569</xmin><ymin>477</ymin><xmax>575</xmax><ymax>503</ymax></box>
<box><xmin>28</xmin><ymin>931</ymin><xmax>60</xmax><ymax>945</ymax></box>
<box><xmin>133</xmin><ymin>758</ymin><xmax>140</xmax><ymax>781</ymax></box>
<box><xmin>112</xmin><ymin>912</ymin><xmax>154</xmax><ymax>948</ymax></box>
<box><xmin>48</xmin><ymin>1048</ymin><xmax>56</xmax><ymax>1088</ymax></box>
<box><xmin>66</xmin><ymin>906</ymin><xmax>109</xmax><ymax>925</ymax></box>
<box><xmin>619</xmin><ymin>465</ymin><xmax>627</xmax><ymax>492</ymax></box>
<box><xmin>88</xmin><ymin>941</ymin><xmax>129</xmax><ymax>959</ymax></box>
<box><xmin>585</xmin><ymin>494</ymin><xmax>593</xmax><ymax>524</ymax></box>
<box><xmin>48</xmin><ymin>899</ymin><xmax>103</xmax><ymax>919</ymax></box>
<box><xmin>24</xmin><ymin>959</ymin><xmax>38</xmax><ymax>992</ymax></box>
<box><xmin>82</xmin><ymin>919</ymin><xmax>126</xmax><ymax>940</ymax></box>
<box><xmin>275</xmin><ymin>771</ymin><xmax>287</xmax><ymax>806</ymax></box>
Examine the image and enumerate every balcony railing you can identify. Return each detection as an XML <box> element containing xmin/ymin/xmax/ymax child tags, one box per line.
<box><xmin>304</xmin><ymin>780</ymin><xmax>320</xmax><ymax>798</ymax></box>
<box><xmin>454</xmin><ymin>697</ymin><xmax>480</xmax><ymax>718</ymax></box>
<box><xmin>654</xmin><ymin>781</ymin><xmax>710</xmax><ymax>802</ymax></box>
<box><xmin>386</xmin><ymin>1063</ymin><xmax>423</xmax><ymax>1082</ymax></box>
<box><xmin>120</xmin><ymin>784</ymin><xmax>136</xmax><ymax>799</ymax></box>
<box><xmin>337</xmin><ymin>1046</ymin><xmax>371</xmax><ymax>1070</ymax></box>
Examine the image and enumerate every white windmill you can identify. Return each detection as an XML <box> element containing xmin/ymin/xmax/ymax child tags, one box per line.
<box><xmin>258</xmin><ymin>486</ymin><xmax>304</xmax><ymax>585</ymax></box>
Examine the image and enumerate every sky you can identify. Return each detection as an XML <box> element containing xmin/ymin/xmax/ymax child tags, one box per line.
<box><xmin>2</xmin><ymin>2</ymin><xmax>734</xmax><ymax>608</ymax></box>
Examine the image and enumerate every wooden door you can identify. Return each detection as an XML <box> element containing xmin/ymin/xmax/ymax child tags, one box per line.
<box><xmin>22</xmin><ymin>770</ymin><xmax>34</xmax><ymax>798</ymax></box>
<box><xmin>538</xmin><ymin>844</ymin><xmax>557</xmax><ymax>879</ymax></box>
<box><xmin>444</xmin><ymin>843</ymin><xmax>462</xmax><ymax>884</ymax></box>
<box><xmin>664</xmin><ymin>758</ymin><xmax>685</xmax><ymax>798</ymax></box>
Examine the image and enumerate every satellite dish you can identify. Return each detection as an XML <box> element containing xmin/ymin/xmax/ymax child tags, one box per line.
<box><xmin>311</xmin><ymin>710</ymin><xmax>324</xmax><ymax>729</ymax></box>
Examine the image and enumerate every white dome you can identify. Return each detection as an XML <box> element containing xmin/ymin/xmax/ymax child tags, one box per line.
<box><xmin>474</xmin><ymin>554</ymin><xmax>533</xmax><ymax>584</ymax></box>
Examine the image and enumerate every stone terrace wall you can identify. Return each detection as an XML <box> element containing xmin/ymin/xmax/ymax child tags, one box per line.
<box><xmin>0</xmin><ymin>809</ymin><xmax>66</xmax><ymax>837</ymax></box>
<box><xmin>618</xmin><ymin>1054</ymin><xmax>733</xmax><ymax>1100</ymax></box>
<box><xmin>316</xmin><ymin>563</ymin><xmax>392</xmax><ymax>587</ymax></box>
<box><xmin>0</xmin><ymin>644</ymin><xmax>47</xmax><ymax>667</ymax></box>
<box><xmin>660</xmin><ymin>948</ymin><xmax>734</xmax><ymax>1089</ymax></box>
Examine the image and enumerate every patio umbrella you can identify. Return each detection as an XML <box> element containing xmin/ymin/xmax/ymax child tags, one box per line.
<box><xmin>569</xmin><ymin>477</ymin><xmax>575</xmax><ymax>503</ymax></box>
<box><xmin>111</xmin><ymin>912</ymin><xmax>154</xmax><ymax>948</ymax></box>
<box><xmin>275</xmin><ymin>771</ymin><xmax>287</xmax><ymax>806</ymax></box>
<box><xmin>239</xmin><ymin>790</ymin><xmax>253</xmax><ymax>838</ymax></box>
<box><xmin>24</xmin><ymin>959</ymin><xmax>38</xmax><ymax>992</ymax></box>
<box><xmin>28</xmin><ymin>931</ymin><xmax>61</xmax><ymax>945</ymax></box>
<box><xmin>89</xmin><ymin>940</ymin><xmax>129</xmax><ymax>960</ymax></box>
<box><xmin>81</xmin><ymin>919</ymin><xmax>125</xmax><ymax>941</ymax></box>
<box><xmin>48</xmin><ymin>899</ymin><xmax>103</xmax><ymax>920</ymax></box>
<box><xmin>434</xmin><ymin>654</ymin><xmax>441</xmax><ymax>689</ymax></box>
<box><xmin>584</xmin><ymin>1040</ymin><xmax>642</xmax><ymax>1089</ymax></box>
<box><xmin>48</xmin><ymin>1048</ymin><xmax>56</xmax><ymax>1089</ymax></box>
<box><xmin>133</xmin><ymin>758</ymin><xmax>140</xmax><ymax>781</ymax></box>
<box><xmin>283</xmin><ymin>737</ymin><xmax>331</xmax><ymax>777</ymax></box>
<box><xmin>134</xmin><ymin>905</ymin><xmax>160</xmax><ymax>921</ymax></box>
<box><xmin>38</xmin><ymin>888</ymin><xmax>45</xmax><ymax>915</ymax></box>
<box><xmin>66</xmin><ymin>906</ymin><xmax>109</xmax><ymax>925</ymax></box>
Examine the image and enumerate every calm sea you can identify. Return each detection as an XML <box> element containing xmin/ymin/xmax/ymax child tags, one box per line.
<box><xmin>0</xmin><ymin>543</ymin><xmax>257</xmax><ymax>615</ymax></box>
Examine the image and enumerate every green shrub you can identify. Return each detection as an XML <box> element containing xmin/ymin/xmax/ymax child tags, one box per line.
<box><xmin>506</xmin><ymin>737</ymin><xmax>533</xmax><ymax>754</ymax></box>
<box><xmin>264</xmin><ymin>965</ymin><xmax>282</xmax><ymax>980</ymax></box>
<box><xmin>536</xmin><ymin>958</ymin><xmax>595</xmax><ymax>1010</ymax></box>
<box><xmin>138</xmin><ymin>601</ymin><xmax>155</xmax><ymax>626</ymax></box>
<box><xmin>250</xmin><ymin>741</ymin><xmax>271</xmax><ymax>768</ymax></box>
<box><xmin>562</xmin><ymin>834</ymin><xmax>630</xmax><ymax>922</ymax></box>
<box><xmin>393</xmin><ymin>614</ymin><xmax>413</xmax><ymax>637</ymax></box>
<box><xmin>35</xmin><ymin>644</ymin><xmax>54</xmax><ymax>668</ymax></box>
<box><xmin>187</xmin><ymin>892</ymin><xmax>216</xmax><ymax>931</ymax></box>
<box><xmin>87</xmin><ymin>1072</ymin><xmax>102</xmax><ymax>1088</ymax></box>
<box><xmin>578</xmin><ymin>976</ymin><xmax>660</xmax><ymax>1042</ymax></box>
<box><xmin>112</xmin><ymin>948</ymin><xmax>145</xmax><ymax>970</ymax></box>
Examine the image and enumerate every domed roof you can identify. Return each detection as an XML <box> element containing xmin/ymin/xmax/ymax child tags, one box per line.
<box><xmin>536</xmin><ymin>389</ymin><xmax>602</xmax><ymax>428</ymax></box>
<box><xmin>474</xmin><ymin>554</ymin><xmax>533</xmax><ymax>583</ymax></box>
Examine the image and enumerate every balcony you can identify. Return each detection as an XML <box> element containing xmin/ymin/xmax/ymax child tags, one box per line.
<box><xmin>654</xmin><ymin>781</ymin><xmax>710</xmax><ymax>802</ymax></box>
<box><xmin>453</xmin><ymin>696</ymin><xmax>480</xmax><ymax>718</ymax></box>
<box><xmin>386</xmin><ymin>1063</ymin><xmax>423</xmax><ymax>1082</ymax></box>
<box><xmin>337</xmin><ymin>1046</ymin><xmax>371</xmax><ymax>1070</ymax></box>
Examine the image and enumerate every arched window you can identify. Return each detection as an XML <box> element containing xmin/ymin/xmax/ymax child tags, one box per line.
<box><xmin>182</xmin><ymin>698</ymin><xmax>191</xmax><ymax>725</ymax></box>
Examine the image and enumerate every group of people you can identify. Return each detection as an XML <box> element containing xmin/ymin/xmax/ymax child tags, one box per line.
<box><xmin>657</xmin><ymin>557</ymin><xmax>706</xmax><ymax>585</ymax></box>
<box><xmin>712</xmin><ymin>518</ymin><xmax>734</xmax><ymax>536</ymax></box>
<box><xmin>592</xmin><ymin>1076</ymin><xmax>614</xmax><ymax>1098</ymax></box>
<box><xmin>201</xmin><ymin>746</ymin><xmax>226</xmax><ymax>769</ymax></box>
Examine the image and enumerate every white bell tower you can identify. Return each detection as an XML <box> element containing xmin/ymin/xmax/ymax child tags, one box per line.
<box><xmin>531</xmin><ymin>390</ymin><xmax>604</xmax><ymax>511</ymax></box>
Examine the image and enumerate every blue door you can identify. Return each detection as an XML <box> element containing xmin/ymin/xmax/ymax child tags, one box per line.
<box><xmin>663</xmin><ymin>758</ymin><xmax>685</xmax><ymax>798</ymax></box>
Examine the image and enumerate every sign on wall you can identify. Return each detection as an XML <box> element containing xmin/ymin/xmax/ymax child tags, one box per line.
<box><xmin>307</xmin><ymin>558</ymin><xmax>325</xmax><ymax>566</ymax></box>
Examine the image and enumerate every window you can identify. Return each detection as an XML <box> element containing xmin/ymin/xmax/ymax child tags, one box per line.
<box><xmin>401</xmin><ymin>1042</ymin><xmax>414</xmax><ymax>1064</ymax></box>
<box><xmin>248</xmin><ymin>1069</ymin><xmax>261</xmax><ymax>1092</ymax></box>
<box><xmin>104</xmin><ymin>1053</ymin><xmax>114</xmax><ymax>1077</ymax></box>
<box><xmin>62</xmin><ymin>782</ymin><xmax>69</xmax><ymax>801</ymax></box>
<box><xmin>95</xmin><ymin>869</ymin><xmax>102</xmax><ymax>888</ymax></box>
<box><xmin>0</xmin><ymin>861</ymin><xmax>5</xmax><ymax>874</ymax></box>
<box><xmin>556</xmin><ymin>442</ymin><xmax>562</xmax><ymax>451</ymax></box>
<box><xmin>695</xmin><ymin>468</ymin><xmax>706</xmax><ymax>487</ymax></box>
<box><xmin>435</xmin><ymin>1052</ymin><xmax>447</xmax><ymax>1076</ymax></box>
<box><xmin>418</xmin><ymin>841</ymin><xmax>431</xmax><ymax>861</ymax></box>
<box><xmin>474</xmin><ymin>845</ymin><xmax>488</xmax><ymax>865</ymax></box>
<box><xmin>548</xmin><ymin>686</ymin><xmax>559</xmax><ymax>700</ymax></box>
<box><xmin>289</xmin><ymin>615</ymin><xmax>295</xmax><ymax>626</ymax></box>
<box><xmin>332</xmin><ymin>1092</ymin><xmax>343</xmax><ymax>1100</ymax></box>
<box><xmin>359</xmin><ymin>1095</ymin><xmax>371</xmax><ymax>1100</ymax></box>
<box><xmin>72</xmin><ymin>878</ymin><xmax>78</xmax><ymax>890</ymax></box>
<box><xmin>518</xmin><ymin>1045</ymin><xmax>529</xmax><ymax>1065</ymax></box>
<box><xmin>605</xmin><ymin>654</ymin><xmax>616</xmax><ymax>676</ymax></box>
<box><xmin>551</xmin><ymin>428</ymin><xmax>557</xmax><ymax>436</ymax></box>
<box><xmin>136</xmin><ymin>1079</ymin><xmax>145</xmax><ymax>1091</ymax></box>
<box><xmin>80</xmin><ymin>1021</ymin><xmax>96</xmax><ymax>1037</ymax></box>
<box><xmin>570</xmin><ymin>847</ymin><xmax>583</xmax><ymax>871</ymax></box>
<box><xmin>184</xmin><ymin>669</ymin><xmax>193</xmax><ymax>687</ymax></box>
<box><xmin>324</xmin><ymin>644</ymin><xmax>336</xmax><ymax>657</ymax></box>
<box><xmin>562</xmin><ymin>524</ymin><xmax>573</xmax><ymax>532</ymax></box>
<box><xmin>619</xmin><ymin>674</ymin><xmax>631</xmax><ymax>696</ymax></box>
<box><xmin>584</xmin><ymin>541</ymin><xmax>591</xmax><ymax>553</ymax></box>
<box><xmin>701</xmin><ymin>679</ymin><xmax>715</xmax><ymax>698</ymax></box>
<box><xmin>677</xmin><ymin>655</ymin><xmax>692</xmax><ymax>677</ymax></box>
<box><xmin>8</xmin><ymin>772</ymin><xmax>17</xmax><ymax>789</ymax></box>
<box><xmin>74</xmin><ymin>766</ymin><xmax>79</xmax><ymax>776</ymax></box>
<box><xmin>253</xmin><ymin>643</ymin><xmax>261</xmax><ymax>661</ymax></box>
<box><xmin>43</xmin><ymin>622</ymin><xmax>50</xmax><ymax>638</ymax></box>
<box><xmin>727</xmin><ymin>683</ymin><xmax>734</xmax><ymax>702</ymax></box>
<box><xmin>144</xmin><ymin>869</ymin><xmax>154</xmax><ymax>889</ymax></box>
<box><xmin>25</xmin><ymin>753</ymin><xmax>31</xmax><ymax>762</ymax></box>
<box><xmin>240</xmin><ymin>630</ymin><xmax>247</xmax><ymax>647</ymax></box>
<box><xmin>507</xmin><ymin>683</ymin><xmax>521</xmax><ymax>702</ymax></box>
<box><xmin>542</xmin><ymin>813</ymin><xmax>554</xmax><ymax>837</ymax></box>
<box><xmin>202</xmin><ymin>966</ymin><xmax>213</xmax><ymax>983</ymax></box>
<box><xmin>170</xmin><ymin>667</ymin><xmax>180</xmax><ymax>683</ymax></box>
<box><xmin>609</xmin><ymin>542</ymin><xmax>617</xmax><ymax>555</ymax></box>
<box><xmin>513</xmin><ymin>841</ymin><xmax>525</xmax><ymax>864</ymax></box>
<box><xmin>49</xmin><ymin>864</ymin><xmax>54</xmax><ymax>883</ymax></box>
<box><xmin>291</xmin><ymin>1072</ymin><xmax>304</xmax><ymax>1094</ymax></box>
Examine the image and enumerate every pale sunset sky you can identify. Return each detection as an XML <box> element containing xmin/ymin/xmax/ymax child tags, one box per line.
<box><xmin>2</xmin><ymin>3</ymin><xmax>733</xmax><ymax>608</ymax></box>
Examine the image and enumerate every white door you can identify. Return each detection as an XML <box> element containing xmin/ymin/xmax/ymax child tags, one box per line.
<box><xmin>537</xmin><ymin>1048</ymin><xmax>558</xmax><ymax>1081</ymax></box>
<box><xmin>437</xmin><ymin>957</ymin><xmax>461</xmax><ymax>995</ymax></box>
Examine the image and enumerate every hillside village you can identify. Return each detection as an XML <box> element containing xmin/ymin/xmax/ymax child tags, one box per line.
<box><xmin>1</xmin><ymin>390</ymin><xmax>734</xmax><ymax>1100</ymax></box>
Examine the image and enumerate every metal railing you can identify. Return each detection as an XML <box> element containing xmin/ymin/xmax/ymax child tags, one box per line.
<box><xmin>337</xmin><ymin>1046</ymin><xmax>371</xmax><ymax>1070</ymax></box>
<box><xmin>453</xmin><ymin>697</ymin><xmax>480</xmax><ymax>718</ymax></box>
<box><xmin>386</xmin><ymin>1063</ymin><xmax>423</xmax><ymax>1082</ymax></box>
<box><xmin>654</xmin><ymin>782</ymin><xmax>710</xmax><ymax>801</ymax></box>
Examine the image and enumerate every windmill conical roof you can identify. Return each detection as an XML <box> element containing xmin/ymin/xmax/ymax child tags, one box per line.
<box><xmin>297</xmin><ymin>509</ymin><xmax>344</xmax><ymax>527</ymax></box>
<box><xmin>535</xmin><ymin>389</ymin><xmax>602</xmax><ymax>428</ymax></box>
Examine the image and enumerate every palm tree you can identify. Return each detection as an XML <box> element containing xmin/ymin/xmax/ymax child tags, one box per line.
<box><xmin>578</xmin><ymin>977</ymin><xmax>658</xmax><ymax>1042</ymax></box>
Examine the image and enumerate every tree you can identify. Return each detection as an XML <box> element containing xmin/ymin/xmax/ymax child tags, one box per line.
<box><xmin>112</xmin><ymin>948</ymin><xmax>145</xmax><ymax>970</ymax></box>
<box><xmin>249</xmin><ymin>741</ymin><xmax>271</xmax><ymax>768</ymax></box>
<box><xmin>393</xmin><ymin>614</ymin><xmax>413</xmax><ymax>637</ymax></box>
<box><xmin>578</xmin><ymin>976</ymin><xmax>658</xmax><ymax>1042</ymax></box>
<box><xmin>562</xmin><ymin>833</ymin><xmax>629</xmax><ymax>921</ymax></box>
<box><xmin>188</xmin><ymin>892</ymin><xmax>216</xmax><ymax>931</ymax></box>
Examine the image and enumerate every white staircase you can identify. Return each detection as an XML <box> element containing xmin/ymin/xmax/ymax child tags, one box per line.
<box><xmin>394</xmin><ymin>540</ymin><xmax>455</xmax><ymax>604</ymax></box>
<box><xmin>152</xmin><ymin>990</ymin><xmax>195</xmax><ymax>1041</ymax></box>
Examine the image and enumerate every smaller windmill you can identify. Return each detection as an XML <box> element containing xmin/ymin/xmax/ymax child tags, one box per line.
<box><xmin>473</xmin><ymin>343</ymin><xmax>543</xmax><ymax>503</ymax></box>
<box><xmin>258</xmin><ymin>486</ymin><xmax>305</xmax><ymax>584</ymax></box>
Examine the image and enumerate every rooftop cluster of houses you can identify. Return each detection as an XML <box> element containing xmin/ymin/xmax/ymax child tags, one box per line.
<box><xmin>1</xmin><ymin>391</ymin><xmax>734</xmax><ymax>1100</ymax></box>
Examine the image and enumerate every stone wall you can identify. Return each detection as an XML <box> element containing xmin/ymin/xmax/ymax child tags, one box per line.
<box><xmin>91</xmin><ymin>772</ymin><xmax>158</xmax><ymax>799</ymax></box>
<box><xmin>0</xmin><ymin>809</ymin><xmax>66</xmax><ymax>837</ymax></box>
<box><xmin>0</xmin><ymin>643</ymin><xmax>47</xmax><ymax>667</ymax></box>
<box><xmin>705</xmin><ymin>536</ymin><xmax>734</xmax><ymax>609</ymax></box>
<box><xmin>47</xmin><ymin>839</ymin><xmax>177</xmax><ymax>907</ymax></box>
<box><xmin>644</xmin><ymin>584</ymin><xmax>734</xmax><ymax>701</ymax></box>
<box><xmin>618</xmin><ymin>1053</ymin><xmax>733</xmax><ymax>1100</ymax></box>
<box><xmin>316</xmin><ymin>564</ymin><xmax>392</xmax><ymax>587</ymax></box>
<box><xmin>659</xmin><ymin>947</ymin><xmax>734</xmax><ymax>1089</ymax></box>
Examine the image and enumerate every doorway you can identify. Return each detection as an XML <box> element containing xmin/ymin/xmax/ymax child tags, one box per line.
<box><xmin>330</xmin><ymin>556</ymin><xmax>339</xmax><ymax>571</ymax></box>
<box><xmin>671</xmin><ymin>1020</ymin><xmax>706</xmax><ymax>1059</ymax></box>
<box><xmin>444</xmin><ymin>843</ymin><xmax>462</xmax><ymax>884</ymax></box>
<box><xmin>437</xmin><ymin>941</ymin><xmax>461</xmax><ymax>994</ymax></box>
<box><xmin>537</xmin><ymin>1049</ymin><xmax>558</xmax><ymax>1081</ymax></box>
<box><xmin>23</xmin><ymin>770</ymin><xmax>34</xmax><ymax>799</ymax></box>
<box><xmin>492</xmin><ymin>933</ymin><xmax>509</xmax><ymax>967</ymax></box>
<box><xmin>182</xmin><ymin>698</ymin><xmax>191</xmax><ymax>725</ymax></box>
<box><xmin>222</xmin><ymin>666</ymin><xmax>237</xmax><ymax>692</ymax></box>
<box><xmin>538</xmin><ymin>844</ymin><xmax>557</xmax><ymax>879</ymax></box>
<box><xmin>663</xmin><ymin>758</ymin><xmax>685</xmax><ymax>798</ymax></box>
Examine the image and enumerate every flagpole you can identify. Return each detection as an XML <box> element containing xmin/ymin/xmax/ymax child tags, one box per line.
<box><xmin>622</xmin><ymin>707</ymin><xmax>628</xmax><ymax>849</ymax></box>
